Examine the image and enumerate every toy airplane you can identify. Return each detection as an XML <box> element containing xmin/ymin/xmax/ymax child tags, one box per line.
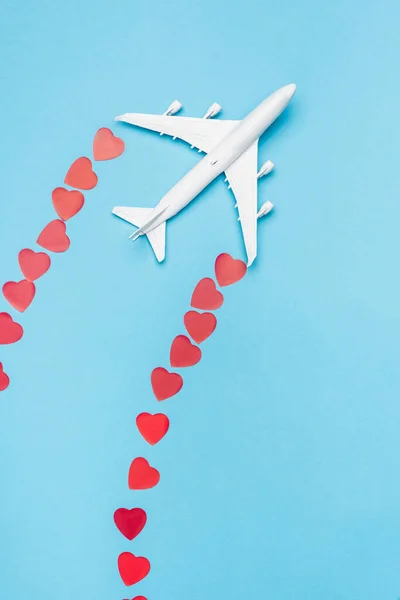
<box><xmin>113</xmin><ymin>83</ymin><xmax>296</xmax><ymax>266</ymax></box>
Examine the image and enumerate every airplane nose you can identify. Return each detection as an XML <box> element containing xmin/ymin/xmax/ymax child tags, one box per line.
<box><xmin>284</xmin><ymin>83</ymin><xmax>296</xmax><ymax>98</ymax></box>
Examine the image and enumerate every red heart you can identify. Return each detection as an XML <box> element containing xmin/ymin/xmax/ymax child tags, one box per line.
<box><xmin>184</xmin><ymin>310</ymin><xmax>217</xmax><ymax>344</ymax></box>
<box><xmin>215</xmin><ymin>253</ymin><xmax>247</xmax><ymax>286</ymax></box>
<box><xmin>2</xmin><ymin>280</ymin><xmax>36</xmax><ymax>312</ymax></box>
<box><xmin>114</xmin><ymin>508</ymin><xmax>147</xmax><ymax>540</ymax></box>
<box><xmin>0</xmin><ymin>313</ymin><xmax>23</xmax><ymax>345</ymax></box>
<box><xmin>37</xmin><ymin>220</ymin><xmax>70</xmax><ymax>253</ymax></box>
<box><xmin>18</xmin><ymin>249</ymin><xmax>51</xmax><ymax>281</ymax></box>
<box><xmin>151</xmin><ymin>367</ymin><xmax>183</xmax><ymax>401</ymax></box>
<box><xmin>93</xmin><ymin>128</ymin><xmax>125</xmax><ymax>161</ymax></box>
<box><xmin>170</xmin><ymin>335</ymin><xmax>201</xmax><ymax>368</ymax></box>
<box><xmin>0</xmin><ymin>363</ymin><xmax>10</xmax><ymax>392</ymax></box>
<box><xmin>191</xmin><ymin>277</ymin><xmax>224</xmax><ymax>310</ymax></box>
<box><xmin>128</xmin><ymin>457</ymin><xmax>160</xmax><ymax>490</ymax></box>
<box><xmin>136</xmin><ymin>413</ymin><xmax>169</xmax><ymax>445</ymax></box>
<box><xmin>52</xmin><ymin>187</ymin><xmax>84</xmax><ymax>221</ymax></box>
<box><xmin>64</xmin><ymin>157</ymin><xmax>98</xmax><ymax>190</ymax></box>
<box><xmin>118</xmin><ymin>552</ymin><xmax>150</xmax><ymax>586</ymax></box>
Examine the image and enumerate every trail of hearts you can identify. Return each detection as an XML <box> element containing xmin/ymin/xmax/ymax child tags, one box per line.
<box><xmin>0</xmin><ymin>121</ymin><xmax>249</xmax><ymax>598</ymax></box>
<box><xmin>0</xmin><ymin>128</ymin><xmax>125</xmax><ymax>392</ymax></box>
<box><xmin>116</xmin><ymin>253</ymin><xmax>247</xmax><ymax>594</ymax></box>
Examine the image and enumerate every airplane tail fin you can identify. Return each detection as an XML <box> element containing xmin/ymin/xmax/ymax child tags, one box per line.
<box><xmin>112</xmin><ymin>206</ymin><xmax>166</xmax><ymax>262</ymax></box>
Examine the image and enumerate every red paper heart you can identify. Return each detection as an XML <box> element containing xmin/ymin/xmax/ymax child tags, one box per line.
<box><xmin>170</xmin><ymin>335</ymin><xmax>201</xmax><ymax>368</ymax></box>
<box><xmin>215</xmin><ymin>253</ymin><xmax>247</xmax><ymax>286</ymax></box>
<box><xmin>128</xmin><ymin>457</ymin><xmax>160</xmax><ymax>490</ymax></box>
<box><xmin>136</xmin><ymin>413</ymin><xmax>169</xmax><ymax>445</ymax></box>
<box><xmin>191</xmin><ymin>277</ymin><xmax>224</xmax><ymax>310</ymax></box>
<box><xmin>0</xmin><ymin>313</ymin><xmax>23</xmax><ymax>345</ymax></box>
<box><xmin>0</xmin><ymin>363</ymin><xmax>10</xmax><ymax>392</ymax></box>
<box><xmin>64</xmin><ymin>157</ymin><xmax>98</xmax><ymax>190</ymax></box>
<box><xmin>151</xmin><ymin>367</ymin><xmax>183</xmax><ymax>401</ymax></box>
<box><xmin>114</xmin><ymin>508</ymin><xmax>147</xmax><ymax>541</ymax></box>
<box><xmin>184</xmin><ymin>310</ymin><xmax>217</xmax><ymax>344</ymax></box>
<box><xmin>2</xmin><ymin>280</ymin><xmax>36</xmax><ymax>312</ymax></box>
<box><xmin>52</xmin><ymin>187</ymin><xmax>84</xmax><ymax>221</ymax></box>
<box><xmin>37</xmin><ymin>220</ymin><xmax>70</xmax><ymax>253</ymax></box>
<box><xmin>93</xmin><ymin>128</ymin><xmax>125</xmax><ymax>161</ymax></box>
<box><xmin>18</xmin><ymin>249</ymin><xmax>51</xmax><ymax>281</ymax></box>
<box><xmin>118</xmin><ymin>552</ymin><xmax>150</xmax><ymax>586</ymax></box>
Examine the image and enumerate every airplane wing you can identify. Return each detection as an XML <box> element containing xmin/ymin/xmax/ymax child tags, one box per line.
<box><xmin>115</xmin><ymin>113</ymin><xmax>238</xmax><ymax>154</ymax></box>
<box><xmin>224</xmin><ymin>141</ymin><xmax>258</xmax><ymax>266</ymax></box>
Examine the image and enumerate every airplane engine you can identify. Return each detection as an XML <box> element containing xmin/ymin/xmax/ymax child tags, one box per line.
<box><xmin>163</xmin><ymin>100</ymin><xmax>183</xmax><ymax>116</ymax></box>
<box><xmin>203</xmin><ymin>103</ymin><xmax>222</xmax><ymax>119</ymax></box>
<box><xmin>257</xmin><ymin>201</ymin><xmax>274</xmax><ymax>219</ymax></box>
<box><xmin>257</xmin><ymin>159</ymin><xmax>274</xmax><ymax>179</ymax></box>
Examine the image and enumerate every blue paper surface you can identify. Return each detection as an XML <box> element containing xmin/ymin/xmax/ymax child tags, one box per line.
<box><xmin>1</xmin><ymin>0</ymin><xmax>400</xmax><ymax>598</ymax></box>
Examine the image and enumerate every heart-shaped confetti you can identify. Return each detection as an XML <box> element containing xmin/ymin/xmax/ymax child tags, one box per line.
<box><xmin>18</xmin><ymin>249</ymin><xmax>51</xmax><ymax>281</ymax></box>
<box><xmin>2</xmin><ymin>280</ymin><xmax>36</xmax><ymax>312</ymax></box>
<box><xmin>0</xmin><ymin>363</ymin><xmax>10</xmax><ymax>392</ymax></box>
<box><xmin>184</xmin><ymin>310</ymin><xmax>217</xmax><ymax>344</ymax></box>
<box><xmin>0</xmin><ymin>313</ymin><xmax>23</xmax><ymax>345</ymax></box>
<box><xmin>118</xmin><ymin>552</ymin><xmax>150</xmax><ymax>586</ymax></box>
<box><xmin>215</xmin><ymin>253</ymin><xmax>247</xmax><ymax>286</ymax></box>
<box><xmin>114</xmin><ymin>508</ymin><xmax>147</xmax><ymax>541</ymax></box>
<box><xmin>170</xmin><ymin>335</ymin><xmax>201</xmax><ymax>368</ymax></box>
<box><xmin>37</xmin><ymin>220</ymin><xmax>70</xmax><ymax>253</ymax></box>
<box><xmin>52</xmin><ymin>187</ymin><xmax>84</xmax><ymax>221</ymax></box>
<box><xmin>151</xmin><ymin>367</ymin><xmax>183</xmax><ymax>401</ymax></box>
<box><xmin>136</xmin><ymin>413</ymin><xmax>169</xmax><ymax>445</ymax></box>
<box><xmin>93</xmin><ymin>128</ymin><xmax>125</xmax><ymax>161</ymax></box>
<box><xmin>128</xmin><ymin>457</ymin><xmax>160</xmax><ymax>490</ymax></box>
<box><xmin>64</xmin><ymin>157</ymin><xmax>98</xmax><ymax>190</ymax></box>
<box><xmin>191</xmin><ymin>278</ymin><xmax>224</xmax><ymax>310</ymax></box>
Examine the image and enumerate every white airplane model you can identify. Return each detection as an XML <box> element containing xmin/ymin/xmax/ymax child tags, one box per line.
<box><xmin>113</xmin><ymin>83</ymin><xmax>296</xmax><ymax>266</ymax></box>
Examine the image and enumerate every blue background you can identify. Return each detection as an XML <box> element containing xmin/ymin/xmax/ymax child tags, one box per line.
<box><xmin>1</xmin><ymin>0</ymin><xmax>400</xmax><ymax>598</ymax></box>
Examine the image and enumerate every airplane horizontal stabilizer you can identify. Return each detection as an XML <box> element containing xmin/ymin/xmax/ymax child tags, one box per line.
<box><xmin>112</xmin><ymin>206</ymin><xmax>166</xmax><ymax>262</ymax></box>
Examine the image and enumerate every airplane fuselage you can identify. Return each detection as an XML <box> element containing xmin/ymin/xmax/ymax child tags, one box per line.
<box><xmin>141</xmin><ymin>84</ymin><xmax>296</xmax><ymax>234</ymax></box>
